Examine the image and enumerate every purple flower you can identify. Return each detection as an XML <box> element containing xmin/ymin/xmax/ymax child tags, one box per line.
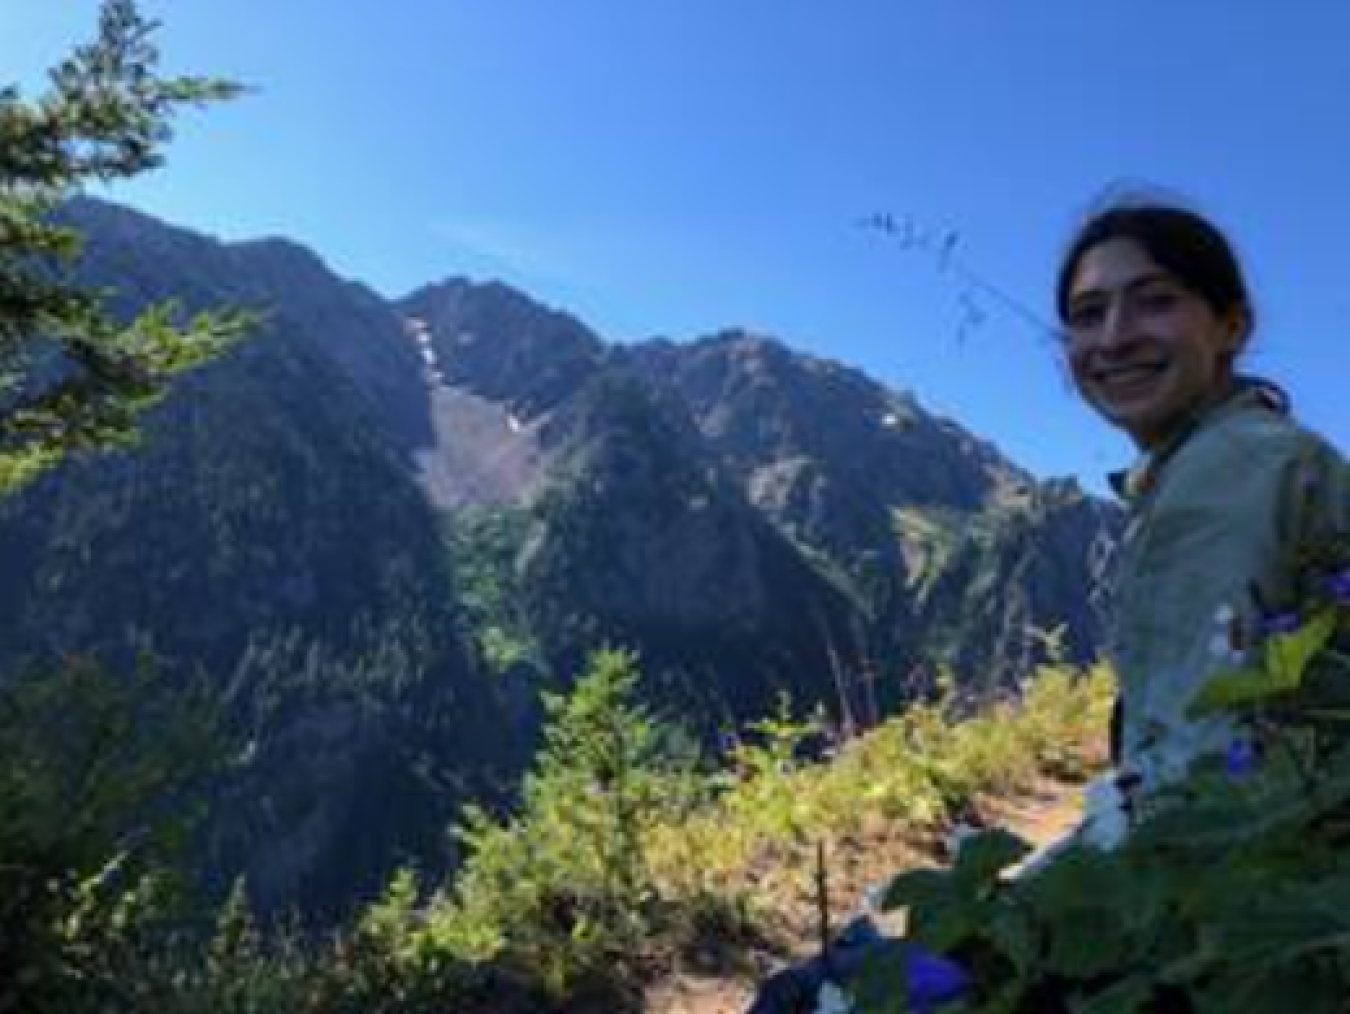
<box><xmin>1261</xmin><ymin>612</ymin><xmax>1302</xmax><ymax>637</ymax></box>
<box><xmin>1225</xmin><ymin>738</ymin><xmax>1259</xmax><ymax>779</ymax></box>
<box><xmin>1325</xmin><ymin>567</ymin><xmax>1350</xmax><ymax>605</ymax></box>
<box><xmin>905</xmin><ymin>948</ymin><xmax>970</xmax><ymax>1012</ymax></box>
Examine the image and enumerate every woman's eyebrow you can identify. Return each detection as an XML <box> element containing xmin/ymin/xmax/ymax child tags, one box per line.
<box><xmin>1069</xmin><ymin>271</ymin><xmax>1175</xmax><ymax>303</ymax></box>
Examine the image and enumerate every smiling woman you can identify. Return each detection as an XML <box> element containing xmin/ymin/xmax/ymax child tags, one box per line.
<box><xmin>1057</xmin><ymin>204</ymin><xmax>1252</xmax><ymax>450</ymax></box>
<box><xmin>745</xmin><ymin>202</ymin><xmax>1350</xmax><ymax>1014</ymax></box>
<box><xmin>1052</xmin><ymin>200</ymin><xmax>1350</xmax><ymax>808</ymax></box>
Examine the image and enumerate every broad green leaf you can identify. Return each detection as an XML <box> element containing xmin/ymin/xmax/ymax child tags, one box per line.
<box><xmin>879</xmin><ymin>867</ymin><xmax>955</xmax><ymax>914</ymax></box>
<box><xmin>850</xmin><ymin>941</ymin><xmax>917</xmax><ymax>1014</ymax></box>
<box><xmin>1266</xmin><ymin>609</ymin><xmax>1340</xmax><ymax>690</ymax></box>
<box><xmin>1188</xmin><ymin>661</ymin><xmax>1289</xmax><ymax>715</ymax></box>
<box><xmin>1189</xmin><ymin>610</ymin><xmax>1339</xmax><ymax>716</ymax></box>
<box><xmin>984</xmin><ymin>906</ymin><xmax>1038</xmax><ymax>976</ymax></box>
<box><xmin>953</xmin><ymin>829</ymin><xmax>1032</xmax><ymax>888</ymax></box>
<box><xmin>1019</xmin><ymin>846</ymin><xmax>1132</xmax><ymax>919</ymax></box>
<box><xmin>1205</xmin><ymin>876</ymin><xmax>1350</xmax><ymax>967</ymax></box>
<box><xmin>1043</xmin><ymin>906</ymin><xmax>1131</xmax><ymax>979</ymax></box>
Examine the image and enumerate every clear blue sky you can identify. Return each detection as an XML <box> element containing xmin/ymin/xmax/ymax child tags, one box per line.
<box><xmin>5</xmin><ymin>1</ymin><xmax>1347</xmax><ymax>491</ymax></box>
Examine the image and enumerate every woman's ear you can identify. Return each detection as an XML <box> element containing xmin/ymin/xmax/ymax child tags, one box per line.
<box><xmin>1220</xmin><ymin>306</ymin><xmax>1252</xmax><ymax>358</ymax></box>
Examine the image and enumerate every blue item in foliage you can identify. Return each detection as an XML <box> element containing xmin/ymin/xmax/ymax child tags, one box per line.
<box><xmin>903</xmin><ymin>947</ymin><xmax>970</xmax><ymax>1012</ymax></box>
<box><xmin>744</xmin><ymin>916</ymin><xmax>970</xmax><ymax>1014</ymax></box>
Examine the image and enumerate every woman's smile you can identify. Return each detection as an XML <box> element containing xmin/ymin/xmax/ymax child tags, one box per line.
<box><xmin>1092</xmin><ymin>360</ymin><xmax>1169</xmax><ymax>390</ymax></box>
<box><xmin>1064</xmin><ymin>238</ymin><xmax>1245</xmax><ymax>448</ymax></box>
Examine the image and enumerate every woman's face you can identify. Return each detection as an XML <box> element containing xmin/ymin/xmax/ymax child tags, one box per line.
<box><xmin>1063</xmin><ymin>238</ymin><xmax>1246</xmax><ymax>449</ymax></box>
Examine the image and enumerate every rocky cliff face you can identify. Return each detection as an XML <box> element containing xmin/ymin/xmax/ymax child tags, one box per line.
<box><xmin>621</xmin><ymin>330</ymin><xmax>1116</xmax><ymax>698</ymax></box>
<box><xmin>515</xmin><ymin>370</ymin><xmax>860</xmax><ymax>724</ymax></box>
<box><xmin>0</xmin><ymin>201</ymin><xmax>525</xmax><ymax>920</ymax></box>
<box><xmin>398</xmin><ymin>286</ymin><xmax>865</xmax><ymax>726</ymax></box>
<box><xmin>402</xmin><ymin>278</ymin><xmax>605</xmax><ymax>421</ymax></box>
<box><xmin>0</xmin><ymin>199</ymin><xmax>1120</xmax><ymax>918</ymax></box>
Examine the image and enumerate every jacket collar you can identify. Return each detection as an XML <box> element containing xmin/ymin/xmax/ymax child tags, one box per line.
<box><xmin>1106</xmin><ymin>376</ymin><xmax>1290</xmax><ymax>504</ymax></box>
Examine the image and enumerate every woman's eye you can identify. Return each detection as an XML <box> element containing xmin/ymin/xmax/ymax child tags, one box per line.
<box><xmin>1067</xmin><ymin>302</ymin><xmax>1105</xmax><ymax>330</ymax></box>
<box><xmin>1135</xmin><ymin>286</ymin><xmax>1181</xmax><ymax>314</ymax></box>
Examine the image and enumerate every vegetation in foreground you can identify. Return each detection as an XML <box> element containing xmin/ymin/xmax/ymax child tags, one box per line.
<box><xmin>855</xmin><ymin>548</ymin><xmax>1350</xmax><ymax>1014</ymax></box>
<box><xmin>0</xmin><ymin>647</ymin><xmax>1110</xmax><ymax>1013</ymax></box>
<box><xmin>0</xmin><ymin>7</ymin><xmax>1113</xmax><ymax>1010</ymax></box>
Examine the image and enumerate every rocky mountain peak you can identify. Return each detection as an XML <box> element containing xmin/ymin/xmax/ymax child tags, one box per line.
<box><xmin>399</xmin><ymin>279</ymin><xmax>604</xmax><ymax>419</ymax></box>
<box><xmin>226</xmin><ymin>236</ymin><xmax>344</xmax><ymax>289</ymax></box>
<box><xmin>3</xmin><ymin>200</ymin><xmax>1121</xmax><ymax>921</ymax></box>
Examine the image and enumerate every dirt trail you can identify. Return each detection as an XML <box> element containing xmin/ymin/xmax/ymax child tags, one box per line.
<box><xmin>643</xmin><ymin>775</ymin><xmax>1088</xmax><ymax>1014</ymax></box>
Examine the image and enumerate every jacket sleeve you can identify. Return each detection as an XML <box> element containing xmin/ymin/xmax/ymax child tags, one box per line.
<box><xmin>1281</xmin><ymin>433</ymin><xmax>1350</xmax><ymax>573</ymax></box>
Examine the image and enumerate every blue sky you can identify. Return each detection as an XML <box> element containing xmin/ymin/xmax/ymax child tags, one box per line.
<box><xmin>4</xmin><ymin>1</ymin><xmax>1347</xmax><ymax>491</ymax></box>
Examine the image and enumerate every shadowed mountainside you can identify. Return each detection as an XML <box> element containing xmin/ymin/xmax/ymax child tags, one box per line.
<box><xmin>0</xmin><ymin>199</ymin><xmax>1120</xmax><ymax>919</ymax></box>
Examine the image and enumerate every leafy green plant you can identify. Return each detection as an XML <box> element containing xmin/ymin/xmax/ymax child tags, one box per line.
<box><xmin>723</xmin><ymin>695</ymin><xmax>830</xmax><ymax>839</ymax></box>
<box><xmin>0</xmin><ymin>655</ymin><xmax>224</xmax><ymax>1013</ymax></box>
<box><xmin>159</xmin><ymin>880</ymin><xmax>311</xmax><ymax>1014</ymax></box>
<box><xmin>855</xmin><ymin>554</ymin><xmax>1350</xmax><ymax>1013</ymax></box>
<box><xmin>426</xmin><ymin>647</ymin><xmax>680</xmax><ymax>995</ymax></box>
<box><xmin>0</xmin><ymin>640</ymin><xmax>1110</xmax><ymax>1011</ymax></box>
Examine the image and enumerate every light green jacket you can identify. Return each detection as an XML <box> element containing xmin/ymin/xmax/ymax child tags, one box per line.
<box><xmin>1107</xmin><ymin>381</ymin><xmax>1350</xmax><ymax>796</ymax></box>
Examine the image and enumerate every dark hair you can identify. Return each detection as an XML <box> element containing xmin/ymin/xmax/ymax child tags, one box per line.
<box><xmin>1055</xmin><ymin>203</ymin><xmax>1254</xmax><ymax>329</ymax></box>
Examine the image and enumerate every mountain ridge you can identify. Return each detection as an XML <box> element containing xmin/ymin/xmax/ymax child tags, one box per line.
<box><xmin>0</xmin><ymin>198</ymin><xmax>1120</xmax><ymax>918</ymax></box>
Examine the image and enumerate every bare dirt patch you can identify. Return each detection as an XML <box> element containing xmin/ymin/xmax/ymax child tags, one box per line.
<box><xmin>643</xmin><ymin>775</ymin><xmax>1088</xmax><ymax>1014</ymax></box>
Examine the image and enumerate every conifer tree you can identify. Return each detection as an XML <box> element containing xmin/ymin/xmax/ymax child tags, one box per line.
<box><xmin>446</xmin><ymin>648</ymin><xmax>672</xmax><ymax>992</ymax></box>
<box><xmin>0</xmin><ymin>7</ymin><xmax>246</xmax><ymax>1006</ymax></box>
<box><xmin>531</xmin><ymin>646</ymin><xmax>659</xmax><ymax>923</ymax></box>
<box><xmin>0</xmin><ymin>0</ymin><xmax>249</xmax><ymax>493</ymax></box>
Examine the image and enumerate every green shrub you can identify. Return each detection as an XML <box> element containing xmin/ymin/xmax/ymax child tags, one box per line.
<box><xmin>417</xmin><ymin>647</ymin><xmax>683</xmax><ymax>996</ymax></box>
<box><xmin>857</xmin><ymin>590</ymin><xmax>1350</xmax><ymax>1012</ymax></box>
<box><xmin>0</xmin><ymin>655</ymin><xmax>222</xmax><ymax>1013</ymax></box>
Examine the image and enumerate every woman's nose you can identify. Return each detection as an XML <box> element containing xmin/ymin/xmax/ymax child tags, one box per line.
<box><xmin>1097</xmin><ymin>301</ymin><xmax>1137</xmax><ymax>350</ymax></box>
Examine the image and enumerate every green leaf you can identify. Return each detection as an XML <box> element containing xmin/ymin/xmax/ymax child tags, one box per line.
<box><xmin>1267</xmin><ymin>610</ymin><xmax>1340</xmax><ymax>690</ymax></box>
<box><xmin>850</xmin><ymin>942</ymin><xmax>912</xmax><ymax>1014</ymax></box>
<box><xmin>953</xmin><ymin>828</ymin><xmax>1032</xmax><ymax>888</ymax></box>
<box><xmin>983</xmin><ymin>905</ymin><xmax>1039</xmax><ymax>977</ymax></box>
<box><xmin>1042</xmin><ymin>905</ymin><xmax>1130</xmax><ymax>979</ymax></box>
<box><xmin>1205</xmin><ymin>876</ymin><xmax>1350</xmax><ymax>968</ymax></box>
<box><xmin>1189</xmin><ymin>610</ymin><xmax>1339</xmax><ymax>716</ymax></box>
<box><xmin>878</xmin><ymin>867</ymin><xmax>984</xmax><ymax>952</ymax></box>
<box><xmin>1075</xmin><ymin>974</ymin><xmax>1155</xmax><ymax>1014</ymax></box>
<box><xmin>1189</xmin><ymin>661</ymin><xmax>1290</xmax><ymax>716</ymax></box>
<box><xmin>879</xmin><ymin>867</ymin><xmax>954</xmax><ymax>914</ymax></box>
<box><xmin>1193</xmin><ymin>959</ymin><xmax>1348</xmax><ymax>1014</ymax></box>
